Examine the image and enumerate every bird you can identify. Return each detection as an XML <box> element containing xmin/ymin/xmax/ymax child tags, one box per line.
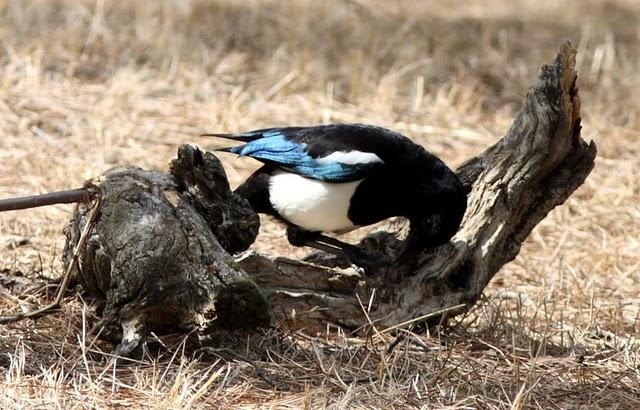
<box><xmin>203</xmin><ymin>123</ymin><xmax>467</xmax><ymax>268</ymax></box>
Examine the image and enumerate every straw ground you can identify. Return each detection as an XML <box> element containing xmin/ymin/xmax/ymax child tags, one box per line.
<box><xmin>1</xmin><ymin>1</ymin><xmax>639</xmax><ymax>408</ymax></box>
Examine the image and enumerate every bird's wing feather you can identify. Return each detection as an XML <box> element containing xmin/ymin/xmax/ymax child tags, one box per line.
<box><xmin>207</xmin><ymin>125</ymin><xmax>395</xmax><ymax>182</ymax></box>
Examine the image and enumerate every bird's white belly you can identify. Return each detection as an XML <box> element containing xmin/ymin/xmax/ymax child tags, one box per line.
<box><xmin>268</xmin><ymin>171</ymin><xmax>361</xmax><ymax>232</ymax></box>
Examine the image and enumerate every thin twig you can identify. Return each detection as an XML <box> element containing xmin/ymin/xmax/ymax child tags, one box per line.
<box><xmin>0</xmin><ymin>188</ymin><xmax>90</xmax><ymax>212</ymax></box>
<box><xmin>0</xmin><ymin>197</ymin><xmax>102</xmax><ymax>324</ymax></box>
<box><xmin>194</xmin><ymin>346</ymin><xmax>276</xmax><ymax>387</ymax></box>
<box><xmin>378</xmin><ymin>303</ymin><xmax>467</xmax><ymax>336</ymax></box>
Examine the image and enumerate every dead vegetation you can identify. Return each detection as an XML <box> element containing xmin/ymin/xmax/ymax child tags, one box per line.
<box><xmin>0</xmin><ymin>0</ymin><xmax>639</xmax><ymax>408</ymax></box>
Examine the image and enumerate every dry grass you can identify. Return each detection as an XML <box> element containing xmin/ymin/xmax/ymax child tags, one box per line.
<box><xmin>0</xmin><ymin>0</ymin><xmax>639</xmax><ymax>408</ymax></box>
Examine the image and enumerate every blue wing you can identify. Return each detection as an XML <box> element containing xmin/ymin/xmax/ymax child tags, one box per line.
<box><xmin>210</xmin><ymin>127</ymin><xmax>385</xmax><ymax>182</ymax></box>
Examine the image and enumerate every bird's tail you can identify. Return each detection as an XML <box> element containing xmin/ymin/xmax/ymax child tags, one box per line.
<box><xmin>200</xmin><ymin>132</ymin><xmax>256</xmax><ymax>154</ymax></box>
<box><xmin>200</xmin><ymin>132</ymin><xmax>258</xmax><ymax>143</ymax></box>
<box><xmin>201</xmin><ymin>127</ymin><xmax>287</xmax><ymax>153</ymax></box>
<box><xmin>201</xmin><ymin>127</ymin><xmax>288</xmax><ymax>143</ymax></box>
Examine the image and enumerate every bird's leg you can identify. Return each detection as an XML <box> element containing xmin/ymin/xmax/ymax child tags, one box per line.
<box><xmin>312</xmin><ymin>234</ymin><xmax>364</xmax><ymax>256</ymax></box>
<box><xmin>313</xmin><ymin>235</ymin><xmax>378</xmax><ymax>267</ymax></box>
<box><xmin>285</xmin><ymin>226</ymin><xmax>375</xmax><ymax>267</ymax></box>
<box><xmin>285</xmin><ymin>226</ymin><xmax>342</xmax><ymax>254</ymax></box>
<box><xmin>286</xmin><ymin>225</ymin><xmax>321</xmax><ymax>246</ymax></box>
<box><xmin>315</xmin><ymin>234</ymin><xmax>396</xmax><ymax>268</ymax></box>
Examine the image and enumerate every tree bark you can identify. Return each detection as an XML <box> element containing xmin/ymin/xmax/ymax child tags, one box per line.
<box><xmin>235</xmin><ymin>43</ymin><xmax>596</xmax><ymax>331</ymax></box>
<box><xmin>64</xmin><ymin>43</ymin><xmax>596</xmax><ymax>348</ymax></box>
<box><xmin>63</xmin><ymin>147</ymin><xmax>269</xmax><ymax>355</ymax></box>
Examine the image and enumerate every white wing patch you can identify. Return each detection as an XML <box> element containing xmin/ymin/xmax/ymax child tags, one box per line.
<box><xmin>316</xmin><ymin>150</ymin><xmax>383</xmax><ymax>165</ymax></box>
<box><xmin>268</xmin><ymin>171</ymin><xmax>361</xmax><ymax>232</ymax></box>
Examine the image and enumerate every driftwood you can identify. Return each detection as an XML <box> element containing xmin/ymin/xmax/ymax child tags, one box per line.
<box><xmin>234</xmin><ymin>43</ymin><xmax>596</xmax><ymax>330</ymax></box>
<box><xmin>60</xmin><ymin>44</ymin><xmax>595</xmax><ymax>351</ymax></box>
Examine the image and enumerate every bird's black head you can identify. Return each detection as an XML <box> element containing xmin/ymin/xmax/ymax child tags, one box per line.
<box><xmin>400</xmin><ymin>157</ymin><xmax>467</xmax><ymax>258</ymax></box>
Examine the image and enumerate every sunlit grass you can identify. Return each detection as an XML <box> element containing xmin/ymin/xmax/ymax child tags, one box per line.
<box><xmin>1</xmin><ymin>0</ymin><xmax>639</xmax><ymax>408</ymax></box>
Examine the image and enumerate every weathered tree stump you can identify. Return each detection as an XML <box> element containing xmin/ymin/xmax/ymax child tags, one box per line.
<box><xmin>64</xmin><ymin>147</ymin><xmax>269</xmax><ymax>355</ymax></box>
<box><xmin>64</xmin><ymin>43</ymin><xmax>596</xmax><ymax>350</ymax></box>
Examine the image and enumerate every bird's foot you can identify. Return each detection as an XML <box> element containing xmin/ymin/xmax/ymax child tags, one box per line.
<box><xmin>287</xmin><ymin>226</ymin><xmax>392</xmax><ymax>270</ymax></box>
<box><xmin>341</xmin><ymin>245</ymin><xmax>388</xmax><ymax>269</ymax></box>
<box><xmin>313</xmin><ymin>235</ymin><xmax>392</xmax><ymax>270</ymax></box>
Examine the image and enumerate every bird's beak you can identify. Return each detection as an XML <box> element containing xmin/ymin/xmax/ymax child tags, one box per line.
<box><xmin>395</xmin><ymin>228</ymin><xmax>424</xmax><ymax>263</ymax></box>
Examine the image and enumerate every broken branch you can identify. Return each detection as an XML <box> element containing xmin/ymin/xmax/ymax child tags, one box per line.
<box><xmin>0</xmin><ymin>188</ymin><xmax>91</xmax><ymax>212</ymax></box>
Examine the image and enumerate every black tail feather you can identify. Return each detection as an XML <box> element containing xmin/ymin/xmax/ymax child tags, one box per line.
<box><xmin>200</xmin><ymin>133</ymin><xmax>256</xmax><ymax>143</ymax></box>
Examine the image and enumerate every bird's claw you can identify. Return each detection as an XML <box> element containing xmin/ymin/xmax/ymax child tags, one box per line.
<box><xmin>342</xmin><ymin>246</ymin><xmax>388</xmax><ymax>270</ymax></box>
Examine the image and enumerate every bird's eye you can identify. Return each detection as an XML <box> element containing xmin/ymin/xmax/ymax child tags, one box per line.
<box><xmin>423</xmin><ymin>215</ymin><xmax>440</xmax><ymax>233</ymax></box>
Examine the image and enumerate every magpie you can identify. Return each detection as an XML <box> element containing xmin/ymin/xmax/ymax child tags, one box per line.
<box><xmin>204</xmin><ymin>124</ymin><xmax>467</xmax><ymax>267</ymax></box>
